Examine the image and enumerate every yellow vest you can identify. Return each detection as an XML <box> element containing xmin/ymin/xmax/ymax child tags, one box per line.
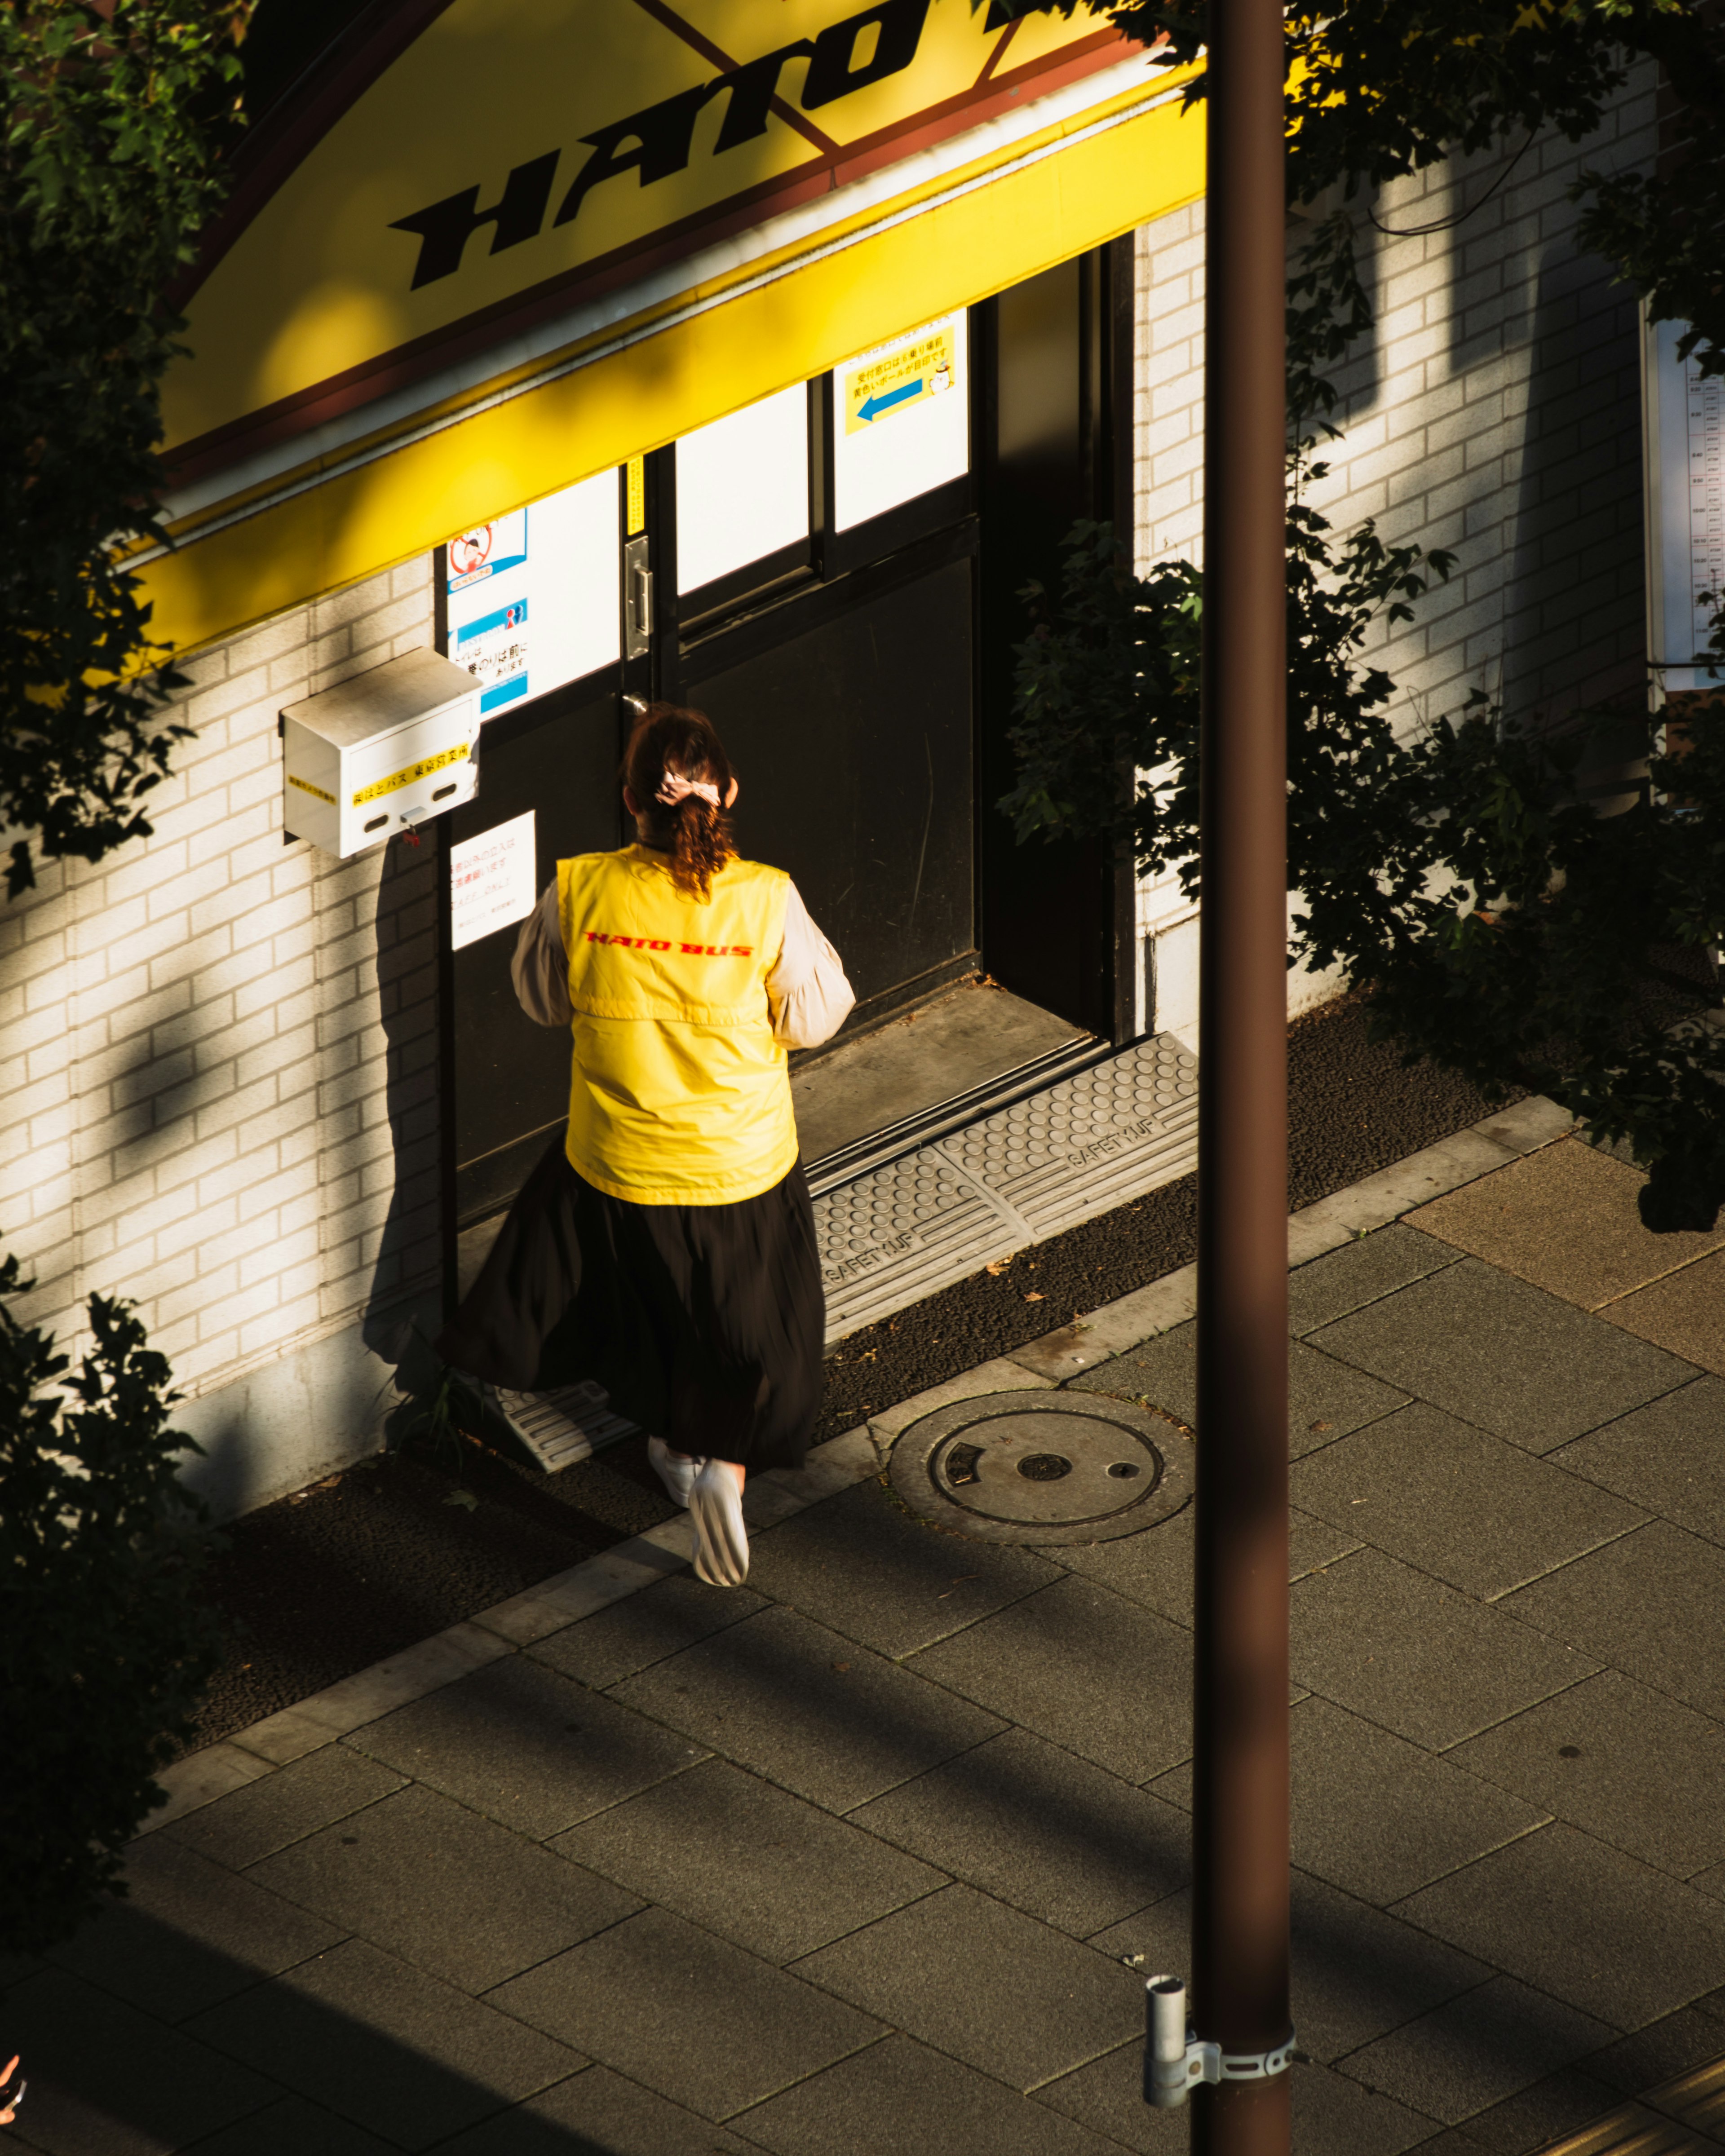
<box><xmin>557</xmin><ymin>846</ymin><xmax>797</xmax><ymax>1206</ymax></box>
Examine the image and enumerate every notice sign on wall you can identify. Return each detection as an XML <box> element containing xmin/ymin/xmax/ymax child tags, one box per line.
<box><xmin>442</xmin><ymin>472</ymin><xmax>621</xmax><ymax>720</ymax></box>
<box><xmin>843</xmin><ymin>322</ymin><xmax>959</xmax><ymax>434</ymax></box>
<box><xmin>832</xmin><ymin>313</ymin><xmax>968</xmax><ymax>532</ymax></box>
<box><xmin>451</xmin><ymin>810</ymin><xmax>538</xmax><ymax>951</ymax></box>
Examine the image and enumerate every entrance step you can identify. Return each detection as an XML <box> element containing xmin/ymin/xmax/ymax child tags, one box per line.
<box><xmin>794</xmin><ymin>977</ymin><xmax>1088</xmax><ymax>1183</ymax></box>
<box><xmin>816</xmin><ymin>1031</ymin><xmax>1199</xmax><ymax>1342</ymax></box>
<box><xmin>493</xmin><ymin>1381</ymin><xmax>639</xmax><ymax>1475</ymax></box>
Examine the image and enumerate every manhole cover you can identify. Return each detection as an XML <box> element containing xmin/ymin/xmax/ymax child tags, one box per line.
<box><xmin>889</xmin><ymin>1391</ymin><xmax>1191</xmax><ymax>1544</ymax></box>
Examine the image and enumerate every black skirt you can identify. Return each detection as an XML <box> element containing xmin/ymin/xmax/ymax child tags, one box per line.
<box><xmin>437</xmin><ymin>1135</ymin><xmax>825</xmax><ymax>1474</ymax></box>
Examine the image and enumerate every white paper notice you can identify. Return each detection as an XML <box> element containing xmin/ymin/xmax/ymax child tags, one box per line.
<box><xmin>451</xmin><ymin>810</ymin><xmax>537</xmax><ymax>952</ymax></box>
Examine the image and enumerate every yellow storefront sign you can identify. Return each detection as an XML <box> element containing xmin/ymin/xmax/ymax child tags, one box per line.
<box><xmin>140</xmin><ymin>0</ymin><xmax>1206</xmax><ymax>655</ymax></box>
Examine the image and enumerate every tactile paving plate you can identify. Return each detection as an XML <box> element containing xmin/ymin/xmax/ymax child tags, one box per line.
<box><xmin>817</xmin><ymin>1033</ymin><xmax>1198</xmax><ymax>1344</ymax></box>
<box><xmin>818</xmin><ymin>1146</ymin><xmax>1021</xmax><ymax>1339</ymax></box>
<box><xmin>935</xmin><ymin>1034</ymin><xmax>1198</xmax><ymax>1242</ymax></box>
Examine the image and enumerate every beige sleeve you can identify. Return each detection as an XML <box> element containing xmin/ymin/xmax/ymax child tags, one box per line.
<box><xmin>766</xmin><ymin>880</ymin><xmax>856</xmax><ymax>1050</ymax></box>
<box><xmin>510</xmin><ymin>882</ymin><xmax>573</xmax><ymax>1027</ymax></box>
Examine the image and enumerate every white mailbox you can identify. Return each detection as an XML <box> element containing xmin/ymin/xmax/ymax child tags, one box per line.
<box><xmin>281</xmin><ymin>649</ymin><xmax>479</xmax><ymax>857</ymax></box>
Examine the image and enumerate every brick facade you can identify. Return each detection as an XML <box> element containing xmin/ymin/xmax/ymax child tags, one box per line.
<box><xmin>1127</xmin><ymin>66</ymin><xmax>1658</xmax><ymax>1043</ymax></box>
<box><xmin>0</xmin><ymin>561</ymin><xmax>441</xmax><ymax>1517</ymax></box>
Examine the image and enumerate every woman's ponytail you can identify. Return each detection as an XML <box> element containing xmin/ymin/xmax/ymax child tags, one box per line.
<box><xmin>622</xmin><ymin>703</ymin><xmax>737</xmax><ymax>899</ymax></box>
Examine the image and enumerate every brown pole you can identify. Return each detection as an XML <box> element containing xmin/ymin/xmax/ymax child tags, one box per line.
<box><xmin>1191</xmin><ymin>0</ymin><xmax>1290</xmax><ymax>2149</ymax></box>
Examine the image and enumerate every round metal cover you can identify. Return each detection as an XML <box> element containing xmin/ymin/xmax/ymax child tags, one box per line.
<box><xmin>889</xmin><ymin>1391</ymin><xmax>1191</xmax><ymax>1544</ymax></box>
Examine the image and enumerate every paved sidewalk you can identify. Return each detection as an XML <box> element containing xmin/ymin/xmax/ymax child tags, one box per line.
<box><xmin>10</xmin><ymin>1102</ymin><xmax>1725</xmax><ymax>2155</ymax></box>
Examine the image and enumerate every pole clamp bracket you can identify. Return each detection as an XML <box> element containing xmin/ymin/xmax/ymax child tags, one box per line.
<box><xmin>1144</xmin><ymin>1975</ymin><xmax>1295</xmax><ymax>2108</ymax></box>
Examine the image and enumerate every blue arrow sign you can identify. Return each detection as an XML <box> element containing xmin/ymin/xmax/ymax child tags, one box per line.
<box><xmin>857</xmin><ymin>378</ymin><xmax>924</xmax><ymax>423</ymax></box>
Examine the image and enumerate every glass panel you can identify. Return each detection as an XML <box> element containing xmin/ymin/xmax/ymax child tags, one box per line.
<box><xmin>832</xmin><ymin>313</ymin><xmax>969</xmax><ymax>533</ymax></box>
<box><xmin>445</xmin><ymin>468</ymin><xmax>619</xmax><ymax>718</ymax></box>
<box><xmin>676</xmin><ymin>384</ymin><xmax>809</xmax><ymax>595</ymax></box>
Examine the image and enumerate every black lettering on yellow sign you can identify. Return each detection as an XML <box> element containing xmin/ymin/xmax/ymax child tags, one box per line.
<box><xmin>351</xmin><ymin>741</ymin><xmax>468</xmax><ymax>808</ymax></box>
<box><xmin>287</xmin><ymin>772</ymin><xmax>336</xmax><ymax>804</ymax></box>
<box><xmin>389</xmin><ymin>0</ymin><xmax>931</xmax><ymax>290</ymax></box>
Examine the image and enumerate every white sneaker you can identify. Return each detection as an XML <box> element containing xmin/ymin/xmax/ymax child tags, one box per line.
<box><xmin>648</xmin><ymin>1436</ymin><xmax>700</xmax><ymax>1509</ymax></box>
<box><xmin>689</xmin><ymin>1460</ymin><xmax>749</xmax><ymax>1588</ymax></box>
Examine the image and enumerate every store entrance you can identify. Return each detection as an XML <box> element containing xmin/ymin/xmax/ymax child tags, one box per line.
<box><xmin>439</xmin><ymin>242</ymin><xmax>1133</xmax><ymax>1282</ymax></box>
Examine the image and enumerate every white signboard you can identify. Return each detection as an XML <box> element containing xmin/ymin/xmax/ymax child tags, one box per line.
<box><xmin>444</xmin><ymin>468</ymin><xmax>620</xmax><ymax>718</ymax></box>
<box><xmin>677</xmin><ymin>384</ymin><xmax>809</xmax><ymax>596</ymax></box>
<box><xmin>832</xmin><ymin>313</ymin><xmax>969</xmax><ymax>533</ymax></box>
<box><xmin>1646</xmin><ymin>313</ymin><xmax>1725</xmax><ymax>694</ymax></box>
<box><xmin>450</xmin><ymin>810</ymin><xmax>538</xmax><ymax>952</ymax></box>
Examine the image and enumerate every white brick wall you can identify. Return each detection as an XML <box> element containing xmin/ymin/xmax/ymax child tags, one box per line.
<box><xmin>0</xmin><ymin>560</ymin><xmax>441</xmax><ymax>1504</ymax></box>
<box><xmin>1128</xmin><ymin>65</ymin><xmax>1658</xmax><ymax>1042</ymax></box>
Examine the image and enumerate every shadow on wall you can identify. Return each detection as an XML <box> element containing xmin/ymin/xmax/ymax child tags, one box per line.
<box><xmin>177</xmin><ymin>835</ymin><xmax>446</xmax><ymax>1523</ymax></box>
<box><xmin>1504</xmin><ymin>242</ymin><xmax>1647</xmax><ymax>749</ymax></box>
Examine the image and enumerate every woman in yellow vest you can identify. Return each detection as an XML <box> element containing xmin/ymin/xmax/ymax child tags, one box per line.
<box><xmin>442</xmin><ymin>704</ymin><xmax>854</xmax><ymax>1587</ymax></box>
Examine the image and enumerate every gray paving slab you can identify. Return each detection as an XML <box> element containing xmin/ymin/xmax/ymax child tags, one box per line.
<box><xmin>734</xmin><ymin>2031</ymin><xmax>1124</xmax><ymax>2155</ymax></box>
<box><xmin>164</xmin><ymin>1745</ymin><xmax>407</xmax><ymax>1870</ymax></box>
<box><xmin>906</xmin><ymin>1572</ymin><xmax>1193</xmax><ymax>1783</ymax></box>
<box><xmin>1020</xmin><ymin>2040</ymin><xmax>1189</xmax><ymax>2156</ymax></box>
<box><xmin>610</xmin><ymin>1604</ymin><xmax>1004</xmax><ymax>1814</ymax></box>
<box><xmin>1072</xmin><ymin>1325</ymin><xmax>1410</xmax><ymax>1458</ymax></box>
<box><xmin>1287</xmin><ymin>1222</ymin><xmax>1465</xmax><ymax>1334</ymax></box>
<box><xmin>1504</xmin><ymin>1521</ymin><xmax>1725</xmax><ymax>1722</ymax></box>
<box><xmin>1552</xmin><ymin>1378</ymin><xmax>1725</xmax><ymax>1547</ymax></box>
<box><xmin>737</xmin><ymin>1476</ymin><xmax>1063</xmax><ymax>1657</ymax></box>
<box><xmin>1423</xmin><ymin>2062</ymin><xmax>1625</xmax><ymax>2156</ymax></box>
<box><xmin>423</xmin><ymin>2064</ymin><xmax>767</xmax><ymax>2154</ymax></box>
<box><xmin>1337</xmin><ymin>1973</ymin><xmax>1616</xmax><ymax>2126</ymax></box>
<box><xmin>1052</xmin><ymin>1503</ymin><xmax>1361</xmax><ymax>1623</ymax></box>
<box><xmin>1392</xmin><ymin>1821</ymin><xmax>1725</xmax><ymax>2028</ymax></box>
<box><xmin>0</xmin><ymin>1966</ymin><xmax>277</xmax><ymax>2156</ymax></box>
<box><xmin>1029</xmin><ymin>2044</ymin><xmax>1439</xmax><ymax>2156</ymax></box>
<box><xmin>551</xmin><ymin>1755</ymin><xmax>945</xmax><ymax>1964</ymax></box>
<box><xmin>1090</xmin><ymin>1867</ymin><xmax>1491</xmax><ymax>2066</ymax></box>
<box><xmin>789</xmin><ymin>1882</ymin><xmax>1141</xmax><ymax>2091</ymax></box>
<box><xmin>1449</xmin><ymin>1670</ymin><xmax>1725</xmax><ymax>1878</ymax></box>
<box><xmin>1289</xmin><ymin>2060</ymin><xmax>1442</xmax><ymax>2156</ymax></box>
<box><xmin>1587</xmin><ymin>2005</ymin><xmax>1725</xmax><ymax>2098</ymax></box>
<box><xmin>177</xmin><ymin>2094</ymin><xmax>399</xmax><ymax>2153</ymax></box>
<box><xmin>343</xmin><ymin>1652</ymin><xmax>708</xmax><ymax>1839</ymax></box>
<box><xmin>1151</xmin><ymin>1697</ymin><xmax>1547</xmax><ymax>1907</ymax></box>
<box><xmin>848</xmin><ymin>1726</ymin><xmax>1190</xmax><ymax>1937</ymax></box>
<box><xmin>1308</xmin><ymin>1259</ymin><xmax>1698</xmax><ymax>1452</ymax></box>
<box><xmin>487</xmin><ymin>1904</ymin><xmax>882</xmax><ymax>2123</ymax></box>
<box><xmin>185</xmin><ymin>1935</ymin><xmax>582</xmax><ymax>2152</ymax></box>
<box><xmin>45</xmin><ymin>1833</ymin><xmax>344</xmax><ymax>2024</ymax></box>
<box><xmin>1604</xmin><ymin>1246</ymin><xmax>1725</xmax><ymax>1377</ymax></box>
<box><xmin>246</xmin><ymin>1782</ymin><xmax>641</xmax><ymax>1993</ymax></box>
<box><xmin>1287</xmin><ymin>1546</ymin><xmax>1600</xmax><ymax>1749</ymax></box>
<box><xmin>525</xmin><ymin>1573</ymin><xmax>767</xmax><ymax>1689</ymax></box>
<box><xmin>1292</xmin><ymin>1401</ymin><xmax>1648</xmax><ymax>1601</ymax></box>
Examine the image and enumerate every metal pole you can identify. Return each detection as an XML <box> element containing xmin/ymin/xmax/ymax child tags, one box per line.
<box><xmin>1192</xmin><ymin>0</ymin><xmax>1291</xmax><ymax>2149</ymax></box>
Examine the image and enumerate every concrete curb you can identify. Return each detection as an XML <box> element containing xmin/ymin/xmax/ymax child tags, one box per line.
<box><xmin>139</xmin><ymin>1094</ymin><xmax>1573</xmax><ymax>1839</ymax></box>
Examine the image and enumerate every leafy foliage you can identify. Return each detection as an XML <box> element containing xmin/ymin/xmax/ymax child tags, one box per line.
<box><xmin>1</xmin><ymin>0</ymin><xmax>246</xmax><ymax>1951</ymax></box>
<box><xmin>1005</xmin><ymin>4</ymin><xmax>1725</xmax><ymax>1223</ymax></box>
<box><xmin>1101</xmin><ymin>0</ymin><xmax>1725</xmax><ymax>375</ymax></box>
<box><xmin>1</xmin><ymin>0</ymin><xmax>250</xmax><ymax>898</ymax></box>
<box><xmin>0</xmin><ymin>1258</ymin><xmax>225</xmax><ymax>1954</ymax></box>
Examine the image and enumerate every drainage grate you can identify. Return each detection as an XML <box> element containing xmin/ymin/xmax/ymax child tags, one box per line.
<box><xmin>889</xmin><ymin>1390</ymin><xmax>1192</xmax><ymax>1544</ymax></box>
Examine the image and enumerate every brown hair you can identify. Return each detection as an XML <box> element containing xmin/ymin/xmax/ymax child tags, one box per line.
<box><xmin>622</xmin><ymin>702</ymin><xmax>737</xmax><ymax>900</ymax></box>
